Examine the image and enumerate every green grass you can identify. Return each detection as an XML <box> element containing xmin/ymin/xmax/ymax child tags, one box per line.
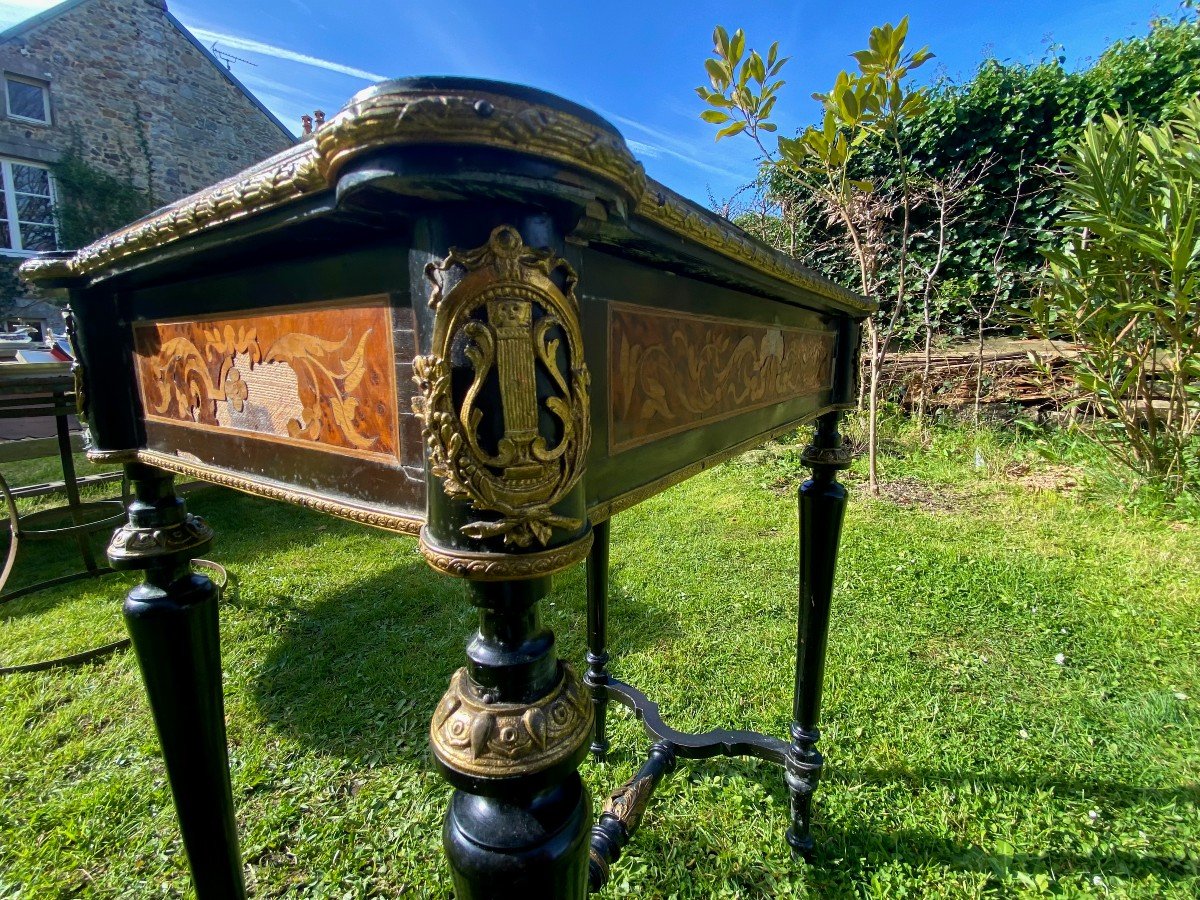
<box><xmin>1</xmin><ymin>421</ymin><xmax>1197</xmax><ymax>898</ymax></box>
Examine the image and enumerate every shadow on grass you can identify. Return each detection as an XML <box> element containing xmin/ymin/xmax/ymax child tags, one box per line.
<box><xmin>0</xmin><ymin>484</ymin><xmax>311</xmax><ymax>623</ymax></box>
<box><xmin>249</xmin><ymin>558</ymin><xmax>462</xmax><ymax>765</ymax></box>
<box><xmin>244</xmin><ymin>524</ymin><xmax>670</xmax><ymax>767</ymax></box>
<box><xmin>589</xmin><ymin>751</ymin><xmax>1197</xmax><ymax>893</ymax></box>
<box><xmin>0</xmin><ymin>529</ymin><xmax>113</xmax><ymax>620</ymax></box>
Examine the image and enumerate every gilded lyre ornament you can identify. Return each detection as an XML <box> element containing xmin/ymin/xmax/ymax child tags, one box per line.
<box><xmin>413</xmin><ymin>225</ymin><xmax>590</xmax><ymax>547</ymax></box>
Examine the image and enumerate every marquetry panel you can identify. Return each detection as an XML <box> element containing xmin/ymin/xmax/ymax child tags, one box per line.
<box><xmin>608</xmin><ymin>302</ymin><xmax>834</xmax><ymax>452</ymax></box>
<box><xmin>133</xmin><ymin>296</ymin><xmax>400</xmax><ymax>463</ymax></box>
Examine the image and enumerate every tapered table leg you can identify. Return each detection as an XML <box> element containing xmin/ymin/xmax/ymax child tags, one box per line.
<box><xmin>786</xmin><ymin>412</ymin><xmax>851</xmax><ymax>858</ymax></box>
<box><xmin>586</xmin><ymin>518</ymin><xmax>611</xmax><ymax>760</ymax></box>
<box><xmin>109</xmin><ymin>462</ymin><xmax>244</xmax><ymax>899</ymax></box>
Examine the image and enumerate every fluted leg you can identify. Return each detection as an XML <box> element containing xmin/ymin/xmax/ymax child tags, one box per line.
<box><xmin>110</xmin><ymin>462</ymin><xmax>244</xmax><ymax>898</ymax></box>
<box><xmin>786</xmin><ymin>413</ymin><xmax>851</xmax><ymax>859</ymax></box>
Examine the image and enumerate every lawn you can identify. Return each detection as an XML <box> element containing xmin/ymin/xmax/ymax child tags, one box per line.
<box><xmin>1</xmin><ymin>422</ymin><xmax>1197</xmax><ymax>898</ymax></box>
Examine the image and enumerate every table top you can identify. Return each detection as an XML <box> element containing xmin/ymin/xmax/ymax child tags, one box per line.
<box><xmin>22</xmin><ymin>77</ymin><xmax>871</xmax><ymax>573</ymax></box>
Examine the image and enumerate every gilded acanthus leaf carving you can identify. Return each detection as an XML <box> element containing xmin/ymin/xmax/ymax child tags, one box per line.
<box><xmin>412</xmin><ymin>226</ymin><xmax>591</xmax><ymax>548</ymax></box>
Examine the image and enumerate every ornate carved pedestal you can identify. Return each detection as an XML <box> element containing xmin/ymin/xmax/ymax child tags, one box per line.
<box><xmin>415</xmin><ymin>223</ymin><xmax>596</xmax><ymax>898</ymax></box>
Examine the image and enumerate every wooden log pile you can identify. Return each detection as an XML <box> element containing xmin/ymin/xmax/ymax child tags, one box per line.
<box><xmin>878</xmin><ymin>341</ymin><xmax>1077</xmax><ymax>411</ymax></box>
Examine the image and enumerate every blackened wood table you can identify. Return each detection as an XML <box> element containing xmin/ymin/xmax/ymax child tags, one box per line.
<box><xmin>22</xmin><ymin>77</ymin><xmax>872</xmax><ymax>899</ymax></box>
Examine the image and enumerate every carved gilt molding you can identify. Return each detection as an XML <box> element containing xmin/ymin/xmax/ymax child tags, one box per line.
<box><xmin>317</xmin><ymin>88</ymin><xmax>646</xmax><ymax>197</ymax></box>
<box><xmin>635</xmin><ymin>184</ymin><xmax>867</xmax><ymax>311</ymax></box>
<box><xmin>20</xmin><ymin>83</ymin><xmax>868</xmax><ymax>314</ymax></box>
<box><xmin>413</xmin><ymin>225</ymin><xmax>590</xmax><ymax>548</ymax></box>
<box><xmin>136</xmin><ymin>450</ymin><xmax>422</xmax><ymax>536</ymax></box>
<box><xmin>418</xmin><ymin>527</ymin><xmax>592</xmax><ymax>581</ymax></box>
<box><xmin>431</xmin><ymin>665</ymin><xmax>592</xmax><ymax>779</ymax></box>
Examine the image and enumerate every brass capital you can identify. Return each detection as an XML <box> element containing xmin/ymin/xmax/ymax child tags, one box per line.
<box><xmin>418</xmin><ymin>527</ymin><xmax>592</xmax><ymax>581</ymax></box>
<box><xmin>431</xmin><ymin>665</ymin><xmax>593</xmax><ymax>780</ymax></box>
<box><xmin>801</xmin><ymin>442</ymin><xmax>854</xmax><ymax>470</ymax></box>
<box><xmin>107</xmin><ymin>514</ymin><xmax>213</xmax><ymax>568</ymax></box>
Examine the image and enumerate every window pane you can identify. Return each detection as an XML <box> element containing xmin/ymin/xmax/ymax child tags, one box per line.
<box><xmin>0</xmin><ymin>220</ymin><xmax>11</xmax><ymax>249</ymax></box>
<box><xmin>19</xmin><ymin>224</ymin><xmax>56</xmax><ymax>252</ymax></box>
<box><xmin>7</xmin><ymin>80</ymin><xmax>46</xmax><ymax>121</ymax></box>
<box><xmin>11</xmin><ymin>164</ymin><xmax>49</xmax><ymax>195</ymax></box>
<box><xmin>16</xmin><ymin>194</ymin><xmax>53</xmax><ymax>224</ymax></box>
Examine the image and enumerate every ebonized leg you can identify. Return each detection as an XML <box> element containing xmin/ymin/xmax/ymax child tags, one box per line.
<box><xmin>109</xmin><ymin>462</ymin><xmax>244</xmax><ymax>899</ymax></box>
<box><xmin>588</xmin><ymin>740</ymin><xmax>676</xmax><ymax>891</ymax></box>
<box><xmin>433</xmin><ymin>576</ymin><xmax>593</xmax><ymax>899</ymax></box>
<box><xmin>586</xmin><ymin>518</ymin><xmax>611</xmax><ymax>760</ymax></box>
<box><xmin>786</xmin><ymin>412</ymin><xmax>851</xmax><ymax>859</ymax></box>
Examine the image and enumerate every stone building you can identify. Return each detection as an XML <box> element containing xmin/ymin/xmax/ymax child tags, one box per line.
<box><xmin>0</xmin><ymin>0</ymin><xmax>294</xmax><ymax>322</ymax></box>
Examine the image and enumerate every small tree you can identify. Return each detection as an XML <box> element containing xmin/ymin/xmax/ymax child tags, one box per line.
<box><xmin>911</xmin><ymin>162</ymin><xmax>987</xmax><ymax>421</ymax></box>
<box><xmin>697</xmin><ymin>20</ymin><xmax>932</xmax><ymax>493</ymax></box>
<box><xmin>1031</xmin><ymin>101</ymin><xmax>1200</xmax><ymax>496</ymax></box>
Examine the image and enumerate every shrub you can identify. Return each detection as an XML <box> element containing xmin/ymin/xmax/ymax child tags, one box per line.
<box><xmin>1031</xmin><ymin>100</ymin><xmax>1200</xmax><ymax>497</ymax></box>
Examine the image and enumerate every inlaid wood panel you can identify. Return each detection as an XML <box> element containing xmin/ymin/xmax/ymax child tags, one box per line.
<box><xmin>608</xmin><ymin>302</ymin><xmax>834</xmax><ymax>452</ymax></box>
<box><xmin>133</xmin><ymin>296</ymin><xmax>401</xmax><ymax>463</ymax></box>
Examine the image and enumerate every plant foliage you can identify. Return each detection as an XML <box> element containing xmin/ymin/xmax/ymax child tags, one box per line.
<box><xmin>776</xmin><ymin>8</ymin><xmax>1200</xmax><ymax>343</ymax></box>
<box><xmin>698</xmin><ymin>18</ymin><xmax>933</xmax><ymax>493</ymax></box>
<box><xmin>51</xmin><ymin>146</ymin><xmax>152</xmax><ymax>250</ymax></box>
<box><xmin>1031</xmin><ymin>101</ymin><xmax>1200</xmax><ymax>497</ymax></box>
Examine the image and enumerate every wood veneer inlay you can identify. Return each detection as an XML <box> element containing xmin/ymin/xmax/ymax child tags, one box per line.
<box><xmin>608</xmin><ymin>302</ymin><xmax>834</xmax><ymax>452</ymax></box>
<box><xmin>133</xmin><ymin>297</ymin><xmax>400</xmax><ymax>463</ymax></box>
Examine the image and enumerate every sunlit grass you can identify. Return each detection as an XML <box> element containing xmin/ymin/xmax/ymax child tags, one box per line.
<box><xmin>1</xmin><ymin>421</ymin><xmax>1197</xmax><ymax>898</ymax></box>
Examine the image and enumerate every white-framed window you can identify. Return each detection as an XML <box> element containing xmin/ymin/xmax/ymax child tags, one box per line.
<box><xmin>0</xmin><ymin>159</ymin><xmax>58</xmax><ymax>255</ymax></box>
<box><xmin>4</xmin><ymin>75</ymin><xmax>50</xmax><ymax>124</ymax></box>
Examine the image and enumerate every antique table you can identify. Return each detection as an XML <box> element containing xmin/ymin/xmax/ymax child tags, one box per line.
<box><xmin>22</xmin><ymin>77</ymin><xmax>872</xmax><ymax>899</ymax></box>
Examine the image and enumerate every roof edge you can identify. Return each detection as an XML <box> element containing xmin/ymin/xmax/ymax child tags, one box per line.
<box><xmin>0</xmin><ymin>0</ymin><xmax>92</xmax><ymax>43</ymax></box>
<box><xmin>164</xmin><ymin>9</ymin><xmax>296</xmax><ymax>145</ymax></box>
<box><xmin>0</xmin><ymin>0</ymin><xmax>295</xmax><ymax>145</ymax></box>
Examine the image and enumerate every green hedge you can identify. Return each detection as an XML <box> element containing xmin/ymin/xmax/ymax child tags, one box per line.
<box><xmin>771</xmin><ymin>10</ymin><xmax>1200</xmax><ymax>344</ymax></box>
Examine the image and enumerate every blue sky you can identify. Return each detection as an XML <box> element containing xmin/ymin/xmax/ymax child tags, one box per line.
<box><xmin>0</xmin><ymin>0</ymin><xmax>1183</xmax><ymax>205</ymax></box>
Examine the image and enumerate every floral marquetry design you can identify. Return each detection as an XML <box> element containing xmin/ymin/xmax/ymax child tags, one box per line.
<box><xmin>608</xmin><ymin>303</ymin><xmax>835</xmax><ymax>452</ymax></box>
<box><xmin>133</xmin><ymin>298</ymin><xmax>400</xmax><ymax>462</ymax></box>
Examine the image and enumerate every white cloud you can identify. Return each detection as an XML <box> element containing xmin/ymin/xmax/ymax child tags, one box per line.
<box><xmin>188</xmin><ymin>27</ymin><xmax>387</xmax><ymax>82</ymax></box>
<box><xmin>625</xmin><ymin>139</ymin><xmax>663</xmax><ymax>159</ymax></box>
<box><xmin>600</xmin><ymin>110</ymin><xmax>745</xmax><ymax>181</ymax></box>
<box><xmin>0</xmin><ymin>0</ymin><xmax>58</xmax><ymax>31</ymax></box>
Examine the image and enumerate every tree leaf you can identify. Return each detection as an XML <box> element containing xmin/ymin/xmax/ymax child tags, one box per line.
<box><xmin>705</xmin><ymin>58</ymin><xmax>729</xmax><ymax>91</ymax></box>
<box><xmin>715</xmin><ymin>121</ymin><xmax>747</xmax><ymax>140</ymax></box>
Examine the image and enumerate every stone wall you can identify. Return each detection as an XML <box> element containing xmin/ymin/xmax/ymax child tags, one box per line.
<box><xmin>0</xmin><ymin>0</ymin><xmax>293</xmax><ymax>208</ymax></box>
